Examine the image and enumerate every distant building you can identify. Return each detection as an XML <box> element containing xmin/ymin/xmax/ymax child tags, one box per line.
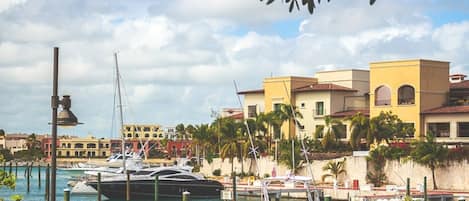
<box><xmin>239</xmin><ymin>69</ymin><xmax>369</xmax><ymax>140</ymax></box>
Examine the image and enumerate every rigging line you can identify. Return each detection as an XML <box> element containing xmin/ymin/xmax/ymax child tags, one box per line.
<box><xmin>233</xmin><ymin>80</ymin><xmax>270</xmax><ymax>201</ymax></box>
<box><xmin>110</xmin><ymin>70</ymin><xmax>118</xmax><ymax>139</ymax></box>
<box><xmin>281</xmin><ymin>81</ymin><xmax>316</xmax><ymax>187</ymax></box>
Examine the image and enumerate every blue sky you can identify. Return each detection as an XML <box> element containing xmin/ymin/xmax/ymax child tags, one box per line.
<box><xmin>0</xmin><ymin>0</ymin><xmax>468</xmax><ymax>138</ymax></box>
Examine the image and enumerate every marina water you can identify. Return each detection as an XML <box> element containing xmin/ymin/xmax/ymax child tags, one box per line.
<box><xmin>1</xmin><ymin>167</ymin><xmax>304</xmax><ymax>201</ymax></box>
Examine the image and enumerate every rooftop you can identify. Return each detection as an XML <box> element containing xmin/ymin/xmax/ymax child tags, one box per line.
<box><xmin>422</xmin><ymin>105</ymin><xmax>469</xmax><ymax>114</ymax></box>
<box><xmin>450</xmin><ymin>80</ymin><xmax>469</xmax><ymax>89</ymax></box>
<box><xmin>294</xmin><ymin>83</ymin><xmax>357</xmax><ymax>92</ymax></box>
<box><xmin>330</xmin><ymin>109</ymin><xmax>369</xmax><ymax>118</ymax></box>
<box><xmin>237</xmin><ymin>89</ymin><xmax>264</xmax><ymax>95</ymax></box>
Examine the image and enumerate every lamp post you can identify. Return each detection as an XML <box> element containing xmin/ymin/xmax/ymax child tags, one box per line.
<box><xmin>50</xmin><ymin>47</ymin><xmax>81</xmax><ymax>201</ymax></box>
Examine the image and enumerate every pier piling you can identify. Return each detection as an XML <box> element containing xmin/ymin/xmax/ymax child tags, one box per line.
<box><xmin>45</xmin><ymin>164</ymin><xmax>50</xmax><ymax>201</ymax></box>
<box><xmin>97</xmin><ymin>172</ymin><xmax>101</xmax><ymax>201</ymax></box>
<box><xmin>126</xmin><ymin>171</ymin><xmax>130</xmax><ymax>201</ymax></box>
<box><xmin>154</xmin><ymin>175</ymin><xmax>159</xmax><ymax>201</ymax></box>
<box><xmin>406</xmin><ymin>178</ymin><xmax>410</xmax><ymax>196</ymax></box>
<box><xmin>26</xmin><ymin>164</ymin><xmax>30</xmax><ymax>193</ymax></box>
<box><xmin>424</xmin><ymin>176</ymin><xmax>427</xmax><ymax>201</ymax></box>
<box><xmin>182</xmin><ymin>191</ymin><xmax>190</xmax><ymax>201</ymax></box>
<box><xmin>15</xmin><ymin>162</ymin><xmax>17</xmax><ymax>178</ymax></box>
<box><xmin>64</xmin><ymin>188</ymin><xmax>70</xmax><ymax>201</ymax></box>
<box><xmin>9</xmin><ymin>162</ymin><xmax>12</xmax><ymax>174</ymax></box>
<box><xmin>38</xmin><ymin>164</ymin><xmax>41</xmax><ymax>188</ymax></box>
<box><xmin>232</xmin><ymin>175</ymin><xmax>237</xmax><ymax>201</ymax></box>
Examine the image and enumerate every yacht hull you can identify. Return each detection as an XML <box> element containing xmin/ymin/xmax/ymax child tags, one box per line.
<box><xmin>88</xmin><ymin>179</ymin><xmax>224</xmax><ymax>199</ymax></box>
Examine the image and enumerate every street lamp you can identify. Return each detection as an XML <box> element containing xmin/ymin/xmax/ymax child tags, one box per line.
<box><xmin>50</xmin><ymin>47</ymin><xmax>82</xmax><ymax>201</ymax></box>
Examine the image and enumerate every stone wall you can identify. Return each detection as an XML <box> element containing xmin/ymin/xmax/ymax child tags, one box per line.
<box><xmin>200</xmin><ymin>156</ymin><xmax>469</xmax><ymax>190</ymax></box>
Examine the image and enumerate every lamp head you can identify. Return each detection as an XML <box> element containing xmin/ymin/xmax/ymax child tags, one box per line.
<box><xmin>55</xmin><ymin>95</ymin><xmax>83</xmax><ymax>127</ymax></box>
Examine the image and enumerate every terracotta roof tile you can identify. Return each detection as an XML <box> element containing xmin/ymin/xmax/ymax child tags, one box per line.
<box><xmin>450</xmin><ymin>80</ymin><xmax>469</xmax><ymax>89</ymax></box>
<box><xmin>228</xmin><ymin>112</ymin><xmax>244</xmax><ymax>120</ymax></box>
<box><xmin>422</xmin><ymin>105</ymin><xmax>469</xmax><ymax>114</ymax></box>
<box><xmin>330</xmin><ymin>110</ymin><xmax>369</xmax><ymax>118</ymax></box>
<box><xmin>294</xmin><ymin>83</ymin><xmax>357</xmax><ymax>92</ymax></box>
<box><xmin>237</xmin><ymin>89</ymin><xmax>264</xmax><ymax>95</ymax></box>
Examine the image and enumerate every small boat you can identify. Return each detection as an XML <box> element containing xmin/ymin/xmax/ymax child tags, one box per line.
<box><xmin>86</xmin><ymin>166</ymin><xmax>224</xmax><ymax>199</ymax></box>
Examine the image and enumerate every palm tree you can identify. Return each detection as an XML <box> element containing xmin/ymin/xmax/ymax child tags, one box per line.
<box><xmin>219</xmin><ymin>118</ymin><xmax>244</xmax><ymax>176</ymax></box>
<box><xmin>175</xmin><ymin>123</ymin><xmax>185</xmax><ymax>140</ymax></box>
<box><xmin>321</xmin><ymin>116</ymin><xmax>345</xmax><ymax>151</ymax></box>
<box><xmin>0</xmin><ymin>129</ymin><xmax>5</xmax><ymax>136</ymax></box>
<box><xmin>347</xmin><ymin>112</ymin><xmax>371</xmax><ymax>150</ymax></box>
<box><xmin>279</xmin><ymin>103</ymin><xmax>303</xmax><ymax>139</ymax></box>
<box><xmin>192</xmin><ymin>124</ymin><xmax>213</xmax><ymax>165</ymax></box>
<box><xmin>410</xmin><ymin>132</ymin><xmax>448</xmax><ymax>190</ymax></box>
<box><xmin>278</xmin><ymin>139</ymin><xmax>303</xmax><ymax>173</ymax></box>
<box><xmin>321</xmin><ymin>158</ymin><xmax>347</xmax><ymax>182</ymax></box>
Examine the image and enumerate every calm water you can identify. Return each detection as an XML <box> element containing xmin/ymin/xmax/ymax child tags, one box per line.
<box><xmin>0</xmin><ymin>167</ymin><xmax>305</xmax><ymax>201</ymax></box>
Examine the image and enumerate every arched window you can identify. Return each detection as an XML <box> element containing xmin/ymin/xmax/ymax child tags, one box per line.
<box><xmin>398</xmin><ymin>85</ymin><xmax>415</xmax><ymax>105</ymax></box>
<box><xmin>375</xmin><ymin>86</ymin><xmax>391</xmax><ymax>106</ymax></box>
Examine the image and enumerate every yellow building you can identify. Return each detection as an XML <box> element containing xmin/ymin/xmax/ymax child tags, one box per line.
<box><xmin>57</xmin><ymin>135</ymin><xmax>112</xmax><ymax>158</ymax></box>
<box><xmin>239</xmin><ymin>69</ymin><xmax>369</xmax><ymax>140</ymax></box>
<box><xmin>122</xmin><ymin>124</ymin><xmax>165</xmax><ymax>140</ymax></box>
<box><xmin>370</xmin><ymin>59</ymin><xmax>449</xmax><ymax>137</ymax></box>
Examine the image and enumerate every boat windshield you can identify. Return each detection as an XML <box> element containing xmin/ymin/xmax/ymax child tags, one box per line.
<box><xmin>150</xmin><ymin>170</ymin><xmax>180</xmax><ymax>177</ymax></box>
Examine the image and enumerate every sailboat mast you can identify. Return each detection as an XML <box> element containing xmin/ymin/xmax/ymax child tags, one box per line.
<box><xmin>114</xmin><ymin>52</ymin><xmax>126</xmax><ymax>172</ymax></box>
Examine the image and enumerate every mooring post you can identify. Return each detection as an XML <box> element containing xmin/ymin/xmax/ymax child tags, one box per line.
<box><xmin>126</xmin><ymin>171</ymin><xmax>130</xmax><ymax>201</ymax></box>
<box><xmin>406</xmin><ymin>178</ymin><xmax>410</xmax><ymax>197</ymax></box>
<box><xmin>38</xmin><ymin>164</ymin><xmax>41</xmax><ymax>188</ymax></box>
<box><xmin>26</xmin><ymin>164</ymin><xmax>30</xmax><ymax>193</ymax></box>
<box><xmin>232</xmin><ymin>174</ymin><xmax>237</xmax><ymax>201</ymax></box>
<box><xmin>15</xmin><ymin>162</ymin><xmax>18</xmax><ymax>178</ymax></box>
<box><xmin>45</xmin><ymin>164</ymin><xmax>50</xmax><ymax>201</ymax></box>
<box><xmin>424</xmin><ymin>176</ymin><xmax>427</xmax><ymax>201</ymax></box>
<box><xmin>97</xmin><ymin>172</ymin><xmax>101</xmax><ymax>201</ymax></box>
<box><xmin>2</xmin><ymin>161</ymin><xmax>5</xmax><ymax>171</ymax></box>
<box><xmin>182</xmin><ymin>191</ymin><xmax>190</xmax><ymax>201</ymax></box>
<box><xmin>9</xmin><ymin>162</ymin><xmax>12</xmax><ymax>174</ymax></box>
<box><xmin>64</xmin><ymin>188</ymin><xmax>70</xmax><ymax>201</ymax></box>
<box><xmin>154</xmin><ymin>174</ymin><xmax>159</xmax><ymax>201</ymax></box>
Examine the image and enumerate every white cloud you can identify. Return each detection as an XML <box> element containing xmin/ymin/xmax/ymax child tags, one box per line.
<box><xmin>1</xmin><ymin>0</ymin><xmax>469</xmax><ymax>137</ymax></box>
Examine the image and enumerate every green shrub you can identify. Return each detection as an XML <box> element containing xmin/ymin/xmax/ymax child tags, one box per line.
<box><xmin>212</xmin><ymin>169</ymin><xmax>221</xmax><ymax>176</ymax></box>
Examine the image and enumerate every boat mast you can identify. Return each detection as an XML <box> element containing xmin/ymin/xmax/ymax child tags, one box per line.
<box><xmin>114</xmin><ymin>52</ymin><xmax>126</xmax><ymax>172</ymax></box>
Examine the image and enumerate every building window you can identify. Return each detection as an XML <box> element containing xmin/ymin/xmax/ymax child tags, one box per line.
<box><xmin>403</xmin><ymin>123</ymin><xmax>415</xmax><ymax>138</ymax></box>
<box><xmin>75</xmin><ymin>143</ymin><xmax>84</xmax><ymax>148</ymax></box>
<box><xmin>248</xmin><ymin>105</ymin><xmax>257</xmax><ymax>118</ymax></box>
<box><xmin>153</xmin><ymin>134</ymin><xmax>158</xmax><ymax>138</ymax></box>
<box><xmin>300</xmin><ymin>102</ymin><xmax>305</xmax><ymax>109</ymax></box>
<box><xmin>315</xmin><ymin>125</ymin><xmax>324</xmax><ymax>138</ymax></box>
<box><xmin>375</xmin><ymin>85</ymin><xmax>391</xmax><ymax>106</ymax></box>
<box><xmin>126</xmin><ymin>127</ymin><xmax>131</xmax><ymax>131</ymax></box>
<box><xmin>67</xmin><ymin>143</ymin><xmax>71</xmax><ymax>148</ymax></box>
<box><xmin>105</xmin><ymin>144</ymin><xmax>109</xmax><ymax>148</ymax></box>
<box><xmin>127</xmin><ymin>134</ymin><xmax>132</xmax><ymax>138</ymax></box>
<box><xmin>398</xmin><ymin>85</ymin><xmax>415</xmax><ymax>105</ymax></box>
<box><xmin>102</xmin><ymin>152</ymin><xmax>106</xmax><ymax>157</ymax></box>
<box><xmin>333</xmin><ymin>125</ymin><xmax>347</xmax><ymax>139</ymax></box>
<box><xmin>159</xmin><ymin>134</ymin><xmax>164</xmax><ymax>138</ymax></box>
<box><xmin>315</xmin><ymin>102</ymin><xmax>324</xmax><ymax>116</ymax></box>
<box><xmin>145</xmin><ymin>133</ymin><xmax>150</xmax><ymax>138</ymax></box>
<box><xmin>144</xmin><ymin>127</ymin><xmax>150</xmax><ymax>132</ymax></box>
<box><xmin>87</xmin><ymin>143</ymin><xmax>96</xmax><ymax>148</ymax></box>
<box><xmin>457</xmin><ymin>122</ymin><xmax>469</xmax><ymax>137</ymax></box>
<box><xmin>273</xmin><ymin>103</ymin><xmax>282</xmax><ymax>111</ymax></box>
<box><xmin>428</xmin><ymin>123</ymin><xmax>450</xmax><ymax>137</ymax></box>
<box><xmin>66</xmin><ymin>151</ymin><xmax>70</xmax><ymax>157</ymax></box>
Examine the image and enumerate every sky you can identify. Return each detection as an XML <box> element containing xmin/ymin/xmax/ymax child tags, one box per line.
<box><xmin>1</xmin><ymin>0</ymin><xmax>469</xmax><ymax>138</ymax></box>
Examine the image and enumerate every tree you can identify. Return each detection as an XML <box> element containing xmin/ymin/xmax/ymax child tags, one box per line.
<box><xmin>0</xmin><ymin>129</ymin><xmax>5</xmax><ymax>136</ymax></box>
<box><xmin>0</xmin><ymin>154</ymin><xmax>17</xmax><ymax>201</ymax></box>
<box><xmin>260</xmin><ymin>0</ymin><xmax>376</xmax><ymax>15</ymax></box>
<box><xmin>410</xmin><ymin>132</ymin><xmax>448</xmax><ymax>190</ymax></box>
<box><xmin>279</xmin><ymin>104</ymin><xmax>303</xmax><ymax>139</ymax></box>
<box><xmin>219</xmin><ymin>118</ymin><xmax>244</xmax><ymax>176</ymax></box>
<box><xmin>192</xmin><ymin>124</ymin><xmax>214</xmax><ymax>165</ymax></box>
<box><xmin>347</xmin><ymin>112</ymin><xmax>371</xmax><ymax>150</ymax></box>
<box><xmin>320</xmin><ymin>116</ymin><xmax>345</xmax><ymax>151</ymax></box>
<box><xmin>278</xmin><ymin>139</ymin><xmax>303</xmax><ymax>173</ymax></box>
<box><xmin>321</xmin><ymin>158</ymin><xmax>347</xmax><ymax>183</ymax></box>
<box><xmin>369</xmin><ymin>111</ymin><xmax>411</xmax><ymax>145</ymax></box>
<box><xmin>175</xmin><ymin>123</ymin><xmax>186</xmax><ymax>140</ymax></box>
